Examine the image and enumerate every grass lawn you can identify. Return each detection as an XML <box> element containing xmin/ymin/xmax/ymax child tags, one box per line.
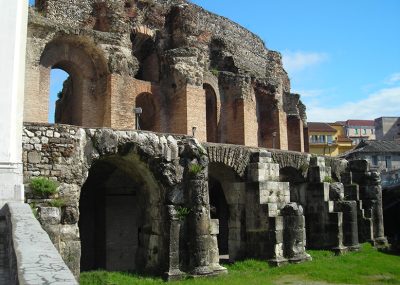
<box><xmin>80</xmin><ymin>244</ymin><xmax>400</xmax><ymax>285</ymax></box>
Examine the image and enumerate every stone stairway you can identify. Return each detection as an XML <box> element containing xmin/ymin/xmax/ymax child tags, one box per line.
<box><xmin>0</xmin><ymin>216</ymin><xmax>10</xmax><ymax>284</ymax></box>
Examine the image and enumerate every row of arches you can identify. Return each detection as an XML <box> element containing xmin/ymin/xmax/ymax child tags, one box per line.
<box><xmin>28</xmin><ymin>35</ymin><xmax>287</xmax><ymax>147</ymax></box>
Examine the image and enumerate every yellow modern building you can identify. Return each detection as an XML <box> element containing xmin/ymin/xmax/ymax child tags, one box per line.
<box><xmin>308</xmin><ymin>122</ymin><xmax>354</xmax><ymax>156</ymax></box>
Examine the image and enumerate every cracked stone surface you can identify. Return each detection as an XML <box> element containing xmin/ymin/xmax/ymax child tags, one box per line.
<box><xmin>5</xmin><ymin>202</ymin><xmax>77</xmax><ymax>285</ymax></box>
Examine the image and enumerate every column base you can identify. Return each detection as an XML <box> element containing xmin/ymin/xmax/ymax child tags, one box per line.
<box><xmin>373</xmin><ymin>237</ymin><xmax>389</xmax><ymax>249</ymax></box>
<box><xmin>164</xmin><ymin>269</ymin><xmax>186</xmax><ymax>281</ymax></box>
<box><xmin>288</xmin><ymin>253</ymin><xmax>312</xmax><ymax>264</ymax></box>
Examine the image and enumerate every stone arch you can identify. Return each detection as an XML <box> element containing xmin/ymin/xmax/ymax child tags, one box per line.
<box><xmin>32</xmin><ymin>36</ymin><xmax>109</xmax><ymax>126</ymax></box>
<box><xmin>135</xmin><ymin>92</ymin><xmax>158</xmax><ymax>131</ymax></box>
<box><xmin>79</xmin><ymin>150</ymin><xmax>166</xmax><ymax>274</ymax></box>
<box><xmin>204</xmin><ymin>144</ymin><xmax>253</xmax><ymax>178</ymax></box>
<box><xmin>271</xmin><ymin>150</ymin><xmax>311</xmax><ymax>176</ymax></box>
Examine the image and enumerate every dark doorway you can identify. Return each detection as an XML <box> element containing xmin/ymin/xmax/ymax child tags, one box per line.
<box><xmin>209</xmin><ymin>176</ymin><xmax>229</xmax><ymax>256</ymax></box>
<box><xmin>79</xmin><ymin>157</ymin><xmax>163</xmax><ymax>273</ymax></box>
<box><xmin>135</xmin><ymin>92</ymin><xmax>156</xmax><ymax>131</ymax></box>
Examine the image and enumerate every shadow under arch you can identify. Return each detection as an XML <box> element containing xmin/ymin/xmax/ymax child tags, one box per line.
<box><xmin>39</xmin><ymin>35</ymin><xmax>109</xmax><ymax>127</ymax></box>
<box><xmin>208</xmin><ymin>162</ymin><xmax>245</xmax><ymax>262</ymax></box>
<box><xmin>79</xmin><ymin>153</ymin><xmax>165</xmax><ymax>274</ymax></box>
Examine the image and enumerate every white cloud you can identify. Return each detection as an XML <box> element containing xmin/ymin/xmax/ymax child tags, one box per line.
<box><xmin>305</xmin><ymin>86</ymin><xmax>400</xmax><ymax>122</ymax></box>
<box><xmin>386</xmin><ymin>73</ymin><xmax>400</xmax><ymax>85</ymax></box>
<box><xmin>282</xmin><ymin>51</ymin><xmax>329</xmax><ymax>74</ymax></box>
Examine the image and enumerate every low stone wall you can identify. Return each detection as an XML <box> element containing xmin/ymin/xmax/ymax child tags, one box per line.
<box><xmin>3</xmin><ymin>202</ymin><xmax>77</xmax><ymax>285</ymax></box>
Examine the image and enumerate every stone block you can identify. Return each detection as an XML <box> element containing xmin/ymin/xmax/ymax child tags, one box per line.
<box><xmin>210</xmin><ymin>219</ymin><xmax>219</xmax><ymax>235</ymax></box>
<box><xmin>349</xmin><ymin>160</ymin><xmax>369</xmax><ymax>173</ymax></box>
<box><xmin>250</xmin><ymin>150</ymin><xmax>272</xmax><ymax>163</ymax></box>
<box><xmin>310</xmin><ymin>156</ymin><xmax>325</xmax><ymax>167</ymax></box>
<box><xmin>344</xmin><ymin>184</ymin><xmax>359</xmax><ymax>200</ymax></box>
<box><xmin>39</xmin><ymin>207</ymin><xmax>61</xmax><ymax>225</ymax></box>
<box><xmin>329</xmin><ymin>182</ymin><xmax>344</xmax><ymax>201</ymax></box>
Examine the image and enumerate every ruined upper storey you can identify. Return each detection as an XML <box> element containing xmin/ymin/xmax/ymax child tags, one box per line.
<box><xmin>33</xmin><ymin>0</ymin><xmax>285</xmax><ymax>83</ymax></box>
<box><xmin>26</xmin><ymin>0</ymin><xmax>308</xmax><ymax>151</ymax></box>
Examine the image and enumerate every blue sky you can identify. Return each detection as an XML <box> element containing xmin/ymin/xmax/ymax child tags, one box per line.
<box><xmin>190</xmin><ymin>0</ymin><xmax>400</xmax><ymax>122</ymax></box>
<box><xmin>31</xmin><ymin>0</ymin><xmax>400</xmax><ymax>122</ymax></box>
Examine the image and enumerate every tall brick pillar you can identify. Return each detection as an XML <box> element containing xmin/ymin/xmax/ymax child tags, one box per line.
<box><xmin>287</xmin><ymin>116</ymin><xmax>305</xmax><ymax>152</ymax></box>
<box><xmin>167</xmin><ymin>85</ymin><xmax>207</xmax><ymax>142</ymax></box>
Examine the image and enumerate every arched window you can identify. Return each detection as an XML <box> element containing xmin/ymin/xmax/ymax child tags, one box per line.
<box><xmin>27</xmin><ymin>37</ymin><xmax>109</xmax><ymax>127</ymax></box>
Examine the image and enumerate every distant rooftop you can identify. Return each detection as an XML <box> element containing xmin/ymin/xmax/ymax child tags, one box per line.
<box><xmin>308</xmin><ymin>122</ymin><xmax>337</xmax><ymax>133</ymax></box>
<box><xmin>345</xmin><ymin>120</ymin><xmax>375</xmax><ymax>127</ymax></box>
<box><xmin>350</xmin><ymin>140</ymin><xmax>400</xmax><ymax>153</ymax></box>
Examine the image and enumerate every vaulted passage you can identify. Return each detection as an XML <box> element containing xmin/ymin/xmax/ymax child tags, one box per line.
<box><xmin>79</xmin><ymin>155</ymin><xmax>164</xmax><ymax>273</ymax></box>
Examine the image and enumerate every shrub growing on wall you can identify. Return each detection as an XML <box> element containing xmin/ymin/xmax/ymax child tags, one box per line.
<box><xmin>30</xmin><ymin>177</ymin><xmax>59</xmax><ymax>198</ymax></box>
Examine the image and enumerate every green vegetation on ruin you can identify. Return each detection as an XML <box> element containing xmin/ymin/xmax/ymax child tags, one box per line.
<box><xmin>80</xmin><ymin>243</ymin><xmax>400</xmax><ymax>285</ymax></box>
<box><xmin>30</xmin><ymin>177</ymin><xmax>59</xmax><ymax>198</ymax></box>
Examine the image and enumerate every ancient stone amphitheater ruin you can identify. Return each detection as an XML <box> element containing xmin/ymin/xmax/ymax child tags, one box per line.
<box><xmin>17</xmin><ymin>0</ymin><xmax>387</xmax><ymax>281</ymax></box>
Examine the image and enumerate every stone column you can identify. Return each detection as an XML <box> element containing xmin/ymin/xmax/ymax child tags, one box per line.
<box><xmin>350</xmin><ymin>160</ymin><xmax>388</xmax><ymax>247</ymax></box>
<box><xmin>164</xmin><ymin>205</ymin><xmax>184</xmax><ymax>281</ymax></box>
<box><xmin>0</xmin><ymin>0</ymin><xmax>28</xmax><ymax>209</ymax></box>
<box><xmin>186</xmin><ymin>170</ymin><xmax>213</xmax><ymax>275</ymax></box>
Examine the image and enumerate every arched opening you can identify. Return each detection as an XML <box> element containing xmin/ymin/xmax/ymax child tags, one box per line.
<box><xmin>49</xmin><ymin>69</ymin><xmax>69</xmax><ymax>123</ymax></box>
<box><xmin>33</xmin><ymin>36</ymin><xmax>109</xmax><ymax>127</ymax></box>
<box><xmin>208</xmin><ymin>162</ymin><xmax>244</xmax><ymax>262</ymax></box>
<box><xmin>203</xmin><ymin>83</ymin><xmax>218</xmax><ymax>143</ymax></box>
<box><xmin>132</xmin><ymin>32</ymin><xmax>159</xmax><ymax>82</ymax></box>
<box><xmin>79</xmin><ymin>155</ymin><xmax>164</xmax><ymax>274</ymax></box>
<box><xmin>279</xmin><ymin>166</ymin><xmax>307</xmax><ymax>205</ymax></box>
<box><xmin>135</xmin><ymin>92</ymin><xmax>157</xmax><ymax>131</ymax></box>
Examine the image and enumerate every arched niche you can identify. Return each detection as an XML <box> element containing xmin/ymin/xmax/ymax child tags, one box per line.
<box><xmin>203</xmin><ymin>83</ymin><xmax>218</xmax><ymax>143</ymax></box>
<box><xmin>33</xmin><ymin>36</ymin><xmax>109</xmax><ymax>127</ymax></box>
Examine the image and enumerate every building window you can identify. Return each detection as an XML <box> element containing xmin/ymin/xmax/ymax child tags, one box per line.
<box><xmin>355</xmin><ymin>129</ymin><xmax>358</xmax><ymax>135</ymax></box>
<box><xmin>363</xmin><ymin>129</ymin><xmax>367</xmax><ymax>135</ymax></box>
<box><xmin>371</xmin><ymin>129</ymin><xmax>374</xmax><ymax>134</ymax></box>
<box><xmin>327</xmin><ymin>135</ymin><xmax>333</xmax><ymax>144</ymax></box>
<box><xmin>372</xmin><ymin>155</ymin><xmax>378</xmax><ymax>166</ymax></box>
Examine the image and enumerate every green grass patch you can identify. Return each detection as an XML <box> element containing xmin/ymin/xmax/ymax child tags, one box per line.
<box><xmin>47</xmin><ymin>198</ymin><xmax>65</xmax><ymax>208</ymax></box>
<box><xmin>80</xmin><ymin>244</ymin><xmax>400</xmax><ymax>285</ymax></box>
